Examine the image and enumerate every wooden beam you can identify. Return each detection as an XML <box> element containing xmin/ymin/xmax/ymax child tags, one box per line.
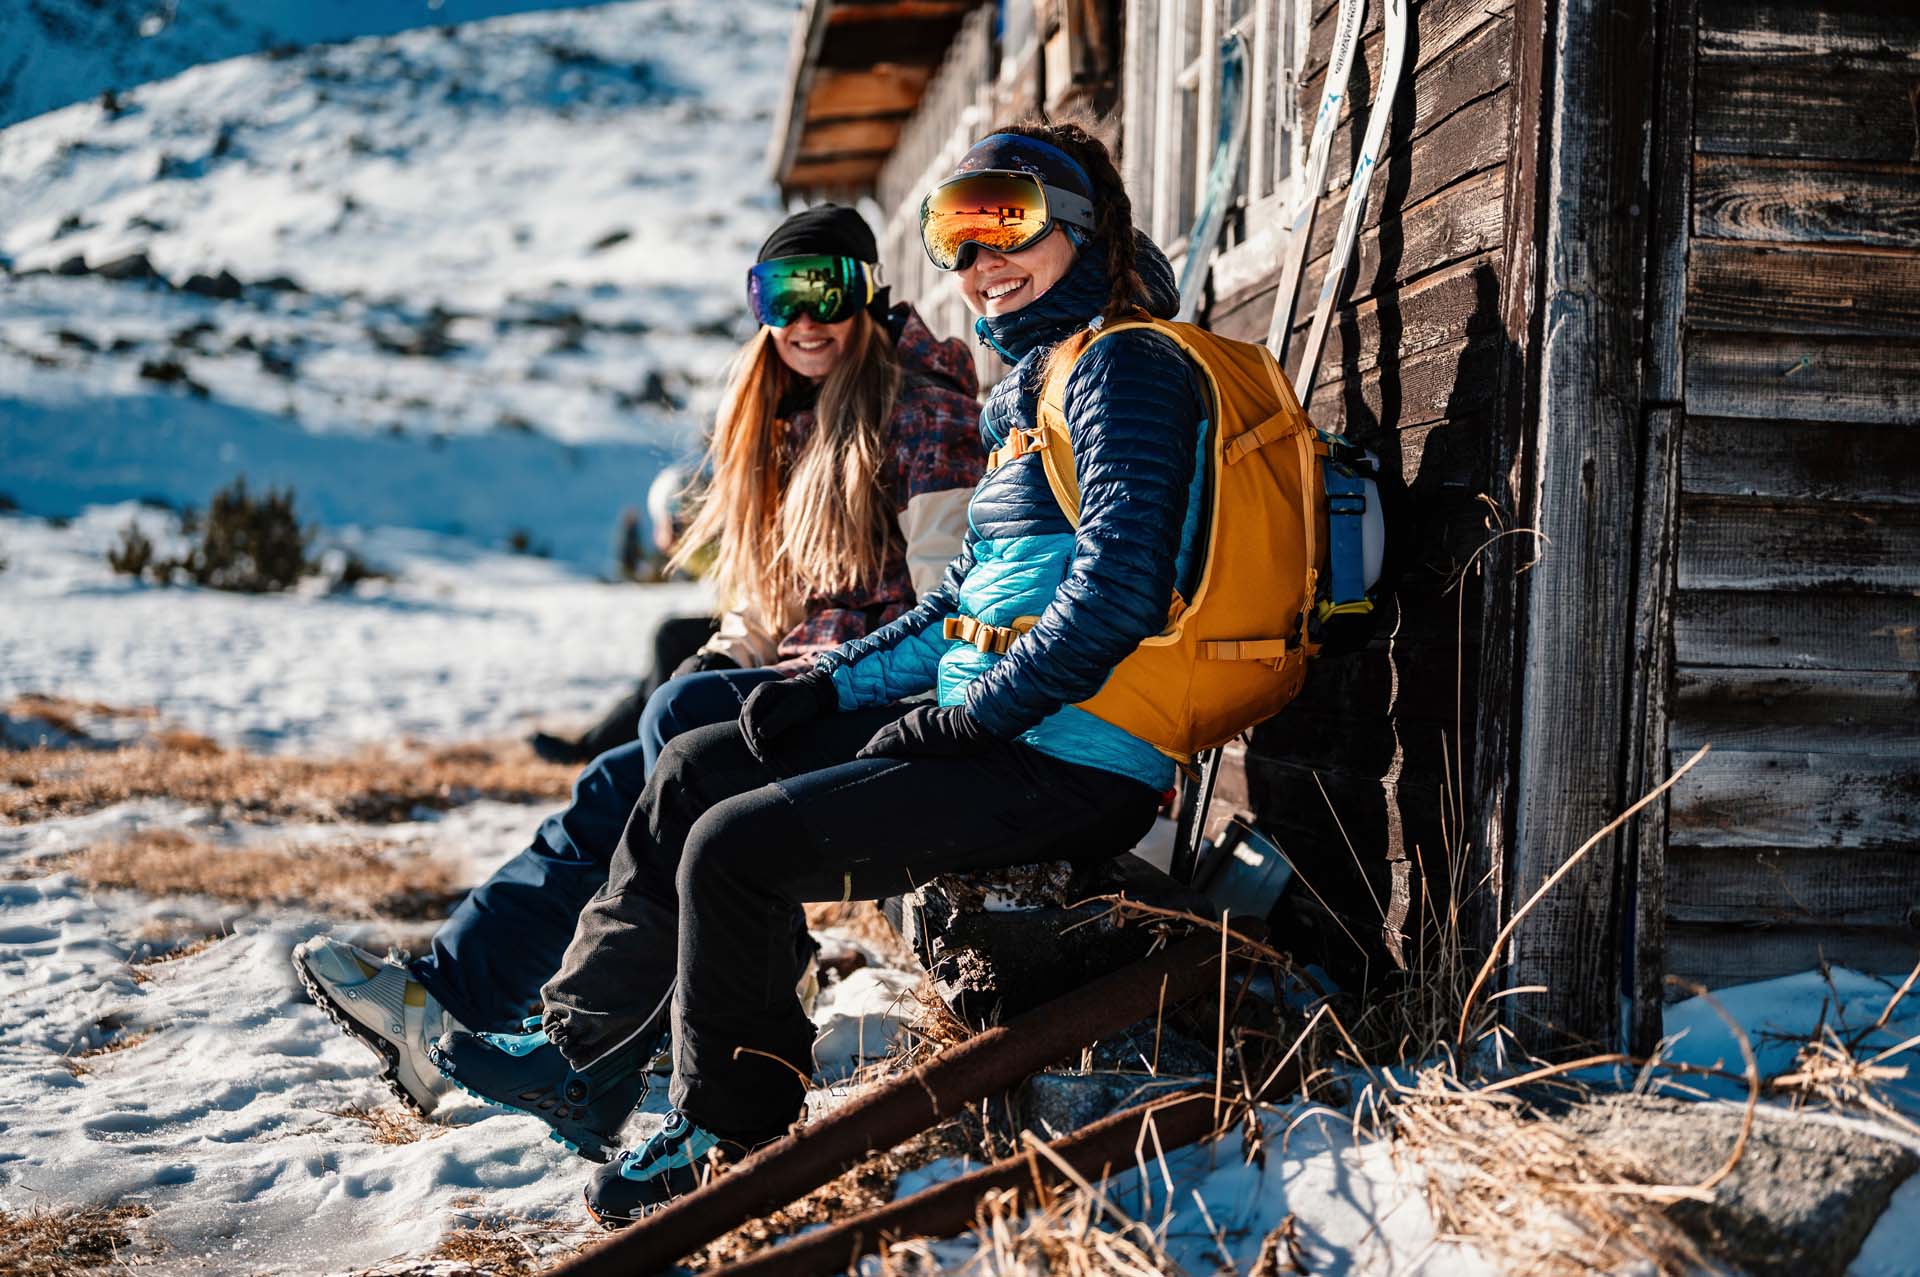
<box><xmin>793</xmin><ymin>116</ymin><xmax>904</xmax><ymax>161</ymax></box>
<box><xmin>803</xmin><ymin>65</ymin><xmax>934</xmax><ymax>122</ymax></box>
<box><xmin>1469</xmin><ymin>0</ymin><xmax>1551</xmax><ymax>985</ymax></box>
<box><xmin>770</xmin><ymin>0</ymin><xmax>834</xmax><ymax>188</ymax></box>
<box><xmin>782</xmin><ymin>156</ymin><xmax>888</xmax><ymax>191</ymax></box>
<box><xmin>1500</xmin><ymin>0</ymin><xmax>1662</xmax><ymax>1055</ymax></box>
<box><xmin>1624</xmin><ymin>0</ymin><xmax>1697</xmax><ymax>1054</ymax></box>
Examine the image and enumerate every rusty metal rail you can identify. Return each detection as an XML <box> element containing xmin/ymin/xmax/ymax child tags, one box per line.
<box><xmin>709</xmin><ymin>1088</ymin><xmax>1225</xmax><ymax>1276</ymax></box>
<box><xmin>548</xmin><ymin>927</ymin><xmax>1251</xmax><ymax>1276</ymax></box>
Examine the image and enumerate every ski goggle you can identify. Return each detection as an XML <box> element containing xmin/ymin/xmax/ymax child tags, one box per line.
<box><xmin>745</xmin><ymin>254</ymin><xmax>876</xmax><ymax>328</ymax></box>
<box><xmin>918</xmin><ymin>170</ymin><xmax>1097</xmax><ymax>272</ymax></box>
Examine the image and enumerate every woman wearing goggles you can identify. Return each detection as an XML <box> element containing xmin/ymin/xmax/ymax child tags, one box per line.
<box><xmin>515</xmin><ymin>122</ymin><xmax>1214</xmax><ymax>1227</ymax></box>
<box><xmin>293</xmin><ymin>205</ymin><xmax>985</xmax><ymax>1142</ymax></box>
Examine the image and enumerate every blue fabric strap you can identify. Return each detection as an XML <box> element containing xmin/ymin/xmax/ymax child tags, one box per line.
<box><xmin>1323</xmin><ymin>460</ymin><xmax>1370</xmax><ymax>606</ymax></box>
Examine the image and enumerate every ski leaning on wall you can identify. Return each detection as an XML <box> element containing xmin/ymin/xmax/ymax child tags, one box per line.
<box><xmin>1290</xmin><ymin>0</ymin><xmax>1410</xmax><ymax>412</ymax></box>
<box><xmin>1174</xmin><ymin>29</ymin><xmax>1251</xmax><ymax>324</ymax></box>
<box><xmin>1264</xmin><ymin>0</ymin><xmax>1366</xmax><ymax>364</ymax></box>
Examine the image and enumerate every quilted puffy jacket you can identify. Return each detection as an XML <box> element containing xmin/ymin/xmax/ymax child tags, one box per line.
<box><xmin>812</xmin><ymin>233</ymin><xmax>1208</xmax><ymax>790</ymax></box>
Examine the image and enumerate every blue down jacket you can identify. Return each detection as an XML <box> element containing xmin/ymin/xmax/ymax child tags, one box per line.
<box><xmin>812</xmin><ymin>234</ymin><xmax>1207</xmax><ymax>790</ymax></box>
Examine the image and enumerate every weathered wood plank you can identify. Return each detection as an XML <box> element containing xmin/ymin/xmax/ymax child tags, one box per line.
<box><xmin>1666</xmin><ymin>922</ymin><xmax>1920</xmax><ymax>995</ymax></box>
<box><xmin>1674</xmin><ymin>590</ymin><xmax>1920</xmax><ymax>672</ymax></box>
<box><xmin>1672</xmin><ymin>668</ymin><xmax>1920</xmax><ymax>755</ymax></box>
<box><xmin>1295</xmin><ymin>254</ymin><xmax>1507</xmax><ymax>388</ymax></box>
<box><xmin>1667</xmin><ymin>847</ymin><xmax>1920</xmax><ymax>929</ymax></box>
<box><xmin>1212</xmin><ymin>167</ymin><xmax>1507</xmax><ymax>332</ymax></box>
<box><xmin>1677</xmin><ymin>494</ymin><xmax>1920</xmax><ymax>593</ymax></box>
<box><xmin>1688</xmin><ymin>240</ymin><xmax>1920</xmax><ymax>337</ymax></box>
<box><xmin>1695</xmin><ymin>59</ymin><xmax>1920</xmax><ymax>164</ymax></box>
<box><xmin>1669</xmin><ymin>750</ymin><xmax>1920</xmax><ymax>849</ymax></box>
<box><xmin>1304</xmin><ymin>0</ymin><xmax>1514</xmax><ymax>87</ymax></box>
<box><xmin>1694</xmin><ymin>154</ymin><xmax>1920</xmax><ymax>250</ymax></box>
<box><xmin>1687</xmin><ymin>333</ymin><xmax>1920</xmax><ymax>424</ymax></box>
<box><xmin>1308</xmin><ymin>10</ymin><xmax>1513</xmax><ymax>202</ymax></box>
<box><xmin>802</xmin><ymin>65</ymin><xmax>930</xmax><ymax>121</ymax></box>
<box><xmin>1275</xmin><ymin>95</ymin><xmax>1513</xmax><ymax>356</ymax></box>
<box><xmin>1697</xmin><ymin>0</ymin><xmax>1920</xmax><ymax>63</ymax></box>
<box><xmin>1681</xmin><ymin>417</ymin><xmax>1920</xmax><ymax>506</ymax></box>
<box><xmin>1304</xmin><ymin>331</ymin><xmax>1503</xmax><ymax>435</ymax></box>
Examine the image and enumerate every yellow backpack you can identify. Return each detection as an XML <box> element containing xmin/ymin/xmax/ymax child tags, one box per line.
<box><xmin>945</xmin><ymin>315</ymin><xmax>1368</xmax><ymax>762</ymax></box>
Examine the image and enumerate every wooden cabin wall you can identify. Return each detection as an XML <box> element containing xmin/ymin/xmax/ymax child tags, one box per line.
<box><xmin>1658</xmin><ymin>0</ymin><xmax>1920</xmax><ymax>994</ymax></box>
<box><xmin>1203</xmin><ymin>0</ymin><xmax>1519</xmax><ymax>980</ymax></box>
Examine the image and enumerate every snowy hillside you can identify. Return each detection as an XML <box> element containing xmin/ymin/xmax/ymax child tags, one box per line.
<box><xmin>0</xmin><ymin>0</ymin><xmax>634</xmax><ymax>130</ymax></box>
<box><xmin>0</xmin><ymin>0</ymin><xmax>795</xmax><ymax>570</ymax></box>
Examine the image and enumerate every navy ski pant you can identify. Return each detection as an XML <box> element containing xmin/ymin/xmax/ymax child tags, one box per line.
<box><xmin>411</xmin><ymin>666</ymin><xmax>783</xmax><ymax>1031</ymax></box>
<box><xmin>539</xmin><ymin>707</ymin><xmax>1161</xmax><ymax>1145</ymax></box>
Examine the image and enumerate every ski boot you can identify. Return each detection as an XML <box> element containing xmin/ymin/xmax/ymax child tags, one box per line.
<box><xmin>583</xmin><ymin>1110</ymin><xmax>769</xmax><ymax>1228</ymax></box>
<box><xmin>293</xmin><ymin>936</ymin><xmax>461</xmax><ymax>1115</ymax></box>
<box><xmin>427</xmin><ymin>1019</ymin><xmax>651</xmax><ymax>1162</ymax></box>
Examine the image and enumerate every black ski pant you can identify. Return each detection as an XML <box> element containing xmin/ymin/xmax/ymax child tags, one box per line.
<box><xmin>539</xmin><ymin>704</ymin><xmax>1161</xmax><ymax>1144</ymax></box>
<box><xmin>570</xmin><ymin>614</ymin><xmax>719</xmax><ymax>758</ymax></box>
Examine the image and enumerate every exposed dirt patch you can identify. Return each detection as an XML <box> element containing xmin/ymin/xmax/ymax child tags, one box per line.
<box><xmin>0</xmin><ymin>737</ymin><xmax>573</xmax><ymax>825</ymax></box>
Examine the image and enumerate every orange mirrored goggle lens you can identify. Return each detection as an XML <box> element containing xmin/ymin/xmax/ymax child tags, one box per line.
<box><xmin>920</xmin><ymin>173</ymin><xmax>1053</xmax><ymax>271</ymax></box>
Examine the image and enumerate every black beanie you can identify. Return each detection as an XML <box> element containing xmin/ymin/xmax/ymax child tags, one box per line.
<box><xmin>757</xmin><ymin>204</ymin><xmax>892</xmax><ymax>324</ymax></box>
<box><xmin>757</xmin><ymin>203</ymin><xmax>879</xmax><ymax>264</ymax></box>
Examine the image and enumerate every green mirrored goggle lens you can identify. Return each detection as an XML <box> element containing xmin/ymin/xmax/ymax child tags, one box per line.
<box><xmin>746</xmin><ymin>255</ymin><xmax>870</xmax><ymax>328</ymax></box>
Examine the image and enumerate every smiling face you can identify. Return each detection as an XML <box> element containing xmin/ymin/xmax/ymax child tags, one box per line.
<box><xmin>955</xmin><ymin>224</ymin><xmax>1078</xmax><ymax>318</ymax></box>
<box><xmin>768</xmin><ymin>313</ymin><xmax>854</xmax><ymax>380</ymax></box>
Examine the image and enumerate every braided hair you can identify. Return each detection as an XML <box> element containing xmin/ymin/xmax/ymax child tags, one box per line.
<box><xmin>994</xmin><ymin>116</ymin><xmax>1145</xmax><ymax>325</ymax></box>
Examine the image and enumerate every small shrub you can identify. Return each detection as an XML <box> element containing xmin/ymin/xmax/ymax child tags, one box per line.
<box><xmin>106</xmin><ymin>520</ymin><xmax>155</xmax><ymax>579</ymax></box>
<box><xmin>105</xmin><ymin>478</ymin><xmax>313</xmax><ymax>592</ymax></box>
<box><xmin>189</xmin><ymin>478</ymin><xmax>309</xmax><ymax>591</ymax></box>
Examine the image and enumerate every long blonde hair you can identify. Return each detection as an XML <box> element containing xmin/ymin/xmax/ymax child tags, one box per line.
<box><xmin>669</xmin><ymin>311</ymin><xmax>903</xmax><ymax>630</ymax></box>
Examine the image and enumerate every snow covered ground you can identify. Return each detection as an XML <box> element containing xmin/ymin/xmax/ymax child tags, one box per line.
<box><xmin>2</xmin><ymin>0</ymin><xmax>795</xmax><ymax>571</ymax></box>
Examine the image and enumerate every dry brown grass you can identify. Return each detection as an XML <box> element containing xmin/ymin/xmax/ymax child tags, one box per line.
<box><xmin>426</xmin><ymin>1214</ymin><xmax>596</xmax><ymax>1276</ymax></box>
<box><xmin>60</xmin><ymin>1026</ymin><xmax>160</xmax><ymax>1079</ymax></box>
<box><xmin>326</xmin><ymin>1103</ymin><xmax>442</xmax><ymax>1147</ymax></box>
<box><xmin>52</xmin><ymin>829</ymin><xmax>462</xmax><ymax>919</ymax></box>
<box><xmin>0</xmin><ymin>737</ymin><xmax>574</xmax><ymax>826</ymax></box>
<box><xmin>0</xmin><ymin>1204</ymin><xmax>155</xmax><ymax>1275</ymax></box>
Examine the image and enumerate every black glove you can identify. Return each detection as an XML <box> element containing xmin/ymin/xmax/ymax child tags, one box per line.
<box><xmin>738</xmin><ymin>668</ymin><xmax>838</xmax><ymax>762</ymax></box>
<box><xmin>855</xmin><ymin>705</ymin><xmax>993</xmax><ymax>760</ymax></box>
<box><xmin>671</xmin><ymin>650</ymin><xmax>739</xmax><ymax>679</ymax></box>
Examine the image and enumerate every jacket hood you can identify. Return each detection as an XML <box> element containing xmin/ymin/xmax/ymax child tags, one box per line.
<box><xmin>891</xmin><ymin>302</ymin><xmax>980</xmax><ymax>399</ymax></box>
<box><xmin>973</xmin><ymin>228</ymin><xmax>1179</xmax><ymax>365</ymax></box>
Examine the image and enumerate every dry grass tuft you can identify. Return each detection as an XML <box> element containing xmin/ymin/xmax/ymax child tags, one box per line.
<box><xmin>423</xmin><ymin>1213</ymin><xmax>596</xmax><ymax>1276</ymax></box>
<box><xmin>0</xmin><ymin>1204</ymin><xmax>156</xmax><ymax>1275</ymax></box>
<box><xmin>681</xmin><ymin>1122</ymin><xmax>975</xmax><ymax>1272</ymax></box>
<box><xmin>60</xmin><ymin>1026</ymin><xmax>161</xmax><ymax>1078</ymax></box>
<box><xmin>327</xmin><ymin>1103</ymin><xmax>442</xmax><ymax>1147</ymax></box>
<box><xmin>57</xmin><ymin>829</ymin><xmax>462</xmax><ymax>919</ymax></box>
<box><xmin>0</xmin><ymin>737</ymin><xmax>574</xmax><ymax>826</ymax></box>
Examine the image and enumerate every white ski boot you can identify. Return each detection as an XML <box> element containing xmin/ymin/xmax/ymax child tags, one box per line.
<box><xmin>293</xmin><ymin>936</ymin><xmax>463</xmax><ymax>1115</ymax></box>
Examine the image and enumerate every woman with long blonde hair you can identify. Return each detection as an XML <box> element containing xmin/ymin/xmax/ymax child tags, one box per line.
<box><xmin>292</xmin><ymin>206</ymin><xmax>982</xmax><ymax>1120</ymax></box>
